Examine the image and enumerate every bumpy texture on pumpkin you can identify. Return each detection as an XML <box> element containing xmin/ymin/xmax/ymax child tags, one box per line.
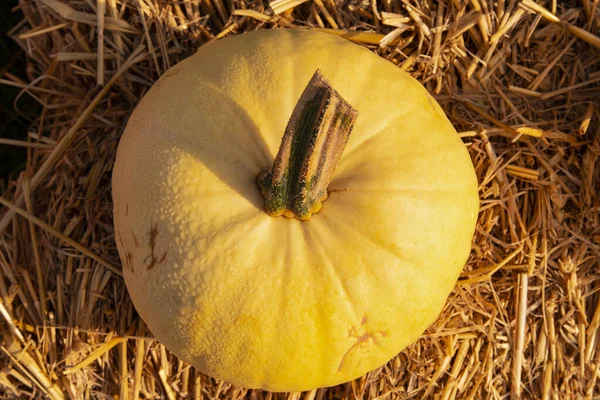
<box><xmin>112</xmin><ymin>29</ymin><xmax>479</xmax><ymax>392</ymax></box>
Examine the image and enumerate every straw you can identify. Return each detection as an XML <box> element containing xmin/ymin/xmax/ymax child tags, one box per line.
<box><xmin>1</xmin><ymin>0</ymin><xmax>599</xmax><ymax>398</ymax></box>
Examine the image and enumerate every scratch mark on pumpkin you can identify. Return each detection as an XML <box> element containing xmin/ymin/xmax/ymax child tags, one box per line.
<box><xmin>118</xmin><ymin>232</ymin><xmax>134</xmax><ymax>272</ymax></box>
<box><xmin>164</xmin><ymin>65</ymin><xmax>182</xmax><ymax>78</ymax></box>
<box><xmin>144</xmin><ymin>223</ymin><xmax>168</xmax><ymax>270</ymax></box>
<box><xmin>125</xmin><ymin>203</ymin><xmax>129</xmax><ymax>217</ymax></box>
<box><xmin>338</xmin><ymin>314</ymin><xmax>388</xmax><ymax>372</ymax></box>
<box><xmin>153</xmin><ymin>65</ymin><xmax>182</xmax><ymax>90</ymax></box>
<box><xmin>125</xmin><ymin>251</ymin><xmax>134</xmax><ymax>272</ymax></box>
<box><xmin>132</xmin><ymin>231</ymin><xmax>139</xmax><ymax>247</ymax></box>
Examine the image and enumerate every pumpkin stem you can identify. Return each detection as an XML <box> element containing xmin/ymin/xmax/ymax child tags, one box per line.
<box><xmin>257</xmin><ymin>70</ymin><xmax>358</xmax><ymax>220</ymax></box>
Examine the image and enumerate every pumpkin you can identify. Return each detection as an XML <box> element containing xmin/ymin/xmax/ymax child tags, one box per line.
<box><xmin>112</xmin><ymin>29</ymin><xmax>479</xmax><ymax>392</ymax></box>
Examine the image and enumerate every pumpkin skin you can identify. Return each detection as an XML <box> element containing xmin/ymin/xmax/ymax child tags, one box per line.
<box><xmin>112</xmin><ymin>29</ymin><xmax>479</xmax><ymax>392</ymax></box>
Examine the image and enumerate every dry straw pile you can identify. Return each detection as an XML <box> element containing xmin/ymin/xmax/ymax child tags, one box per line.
<box><xmin>0</xmin><ymin>0</ymin><xmax>599</xmax><ymax>398</ymax></box>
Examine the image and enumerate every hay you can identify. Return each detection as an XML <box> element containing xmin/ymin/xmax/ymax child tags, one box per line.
<box><xmin>0</xmin><ymin>0</ymin><xmax>599</xmax><ymax>398</ymax></box>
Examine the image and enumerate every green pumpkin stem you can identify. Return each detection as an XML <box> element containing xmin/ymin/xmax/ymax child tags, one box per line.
<box><xmin>257</xmin><ymin>69</ymin><xmax>358</xmax><ymax>220</ymax></box>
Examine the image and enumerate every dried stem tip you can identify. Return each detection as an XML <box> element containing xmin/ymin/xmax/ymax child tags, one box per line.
<box><xmin>257</xmin><ymin>70</ymin><xmax>358</xmax><ymax>220</ymax></box>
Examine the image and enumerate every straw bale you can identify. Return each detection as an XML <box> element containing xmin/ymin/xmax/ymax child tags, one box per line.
<box><xmin>0</xmin><ymin>0</ymin><xmax>599</xmax><ymax>398</ymax></box>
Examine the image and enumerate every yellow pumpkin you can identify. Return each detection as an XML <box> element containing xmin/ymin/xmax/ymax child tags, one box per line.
<box><xmin>112</xmin><ymin>29</ymin><xmax>479</xmax><ymax>392</ymax></box>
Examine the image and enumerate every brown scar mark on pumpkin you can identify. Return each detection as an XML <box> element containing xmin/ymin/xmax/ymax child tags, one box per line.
<box><xmin>338</xmin><ymin>314</ymin><xmax>388</xmax><ymax>372</ymax></box>
<box><xmin>328</xmin><ymin>188</ymin><xmax>348</xmax><ymax>194</ymax></box>
<box><xmin>144</xmin><ymin>223</ymin><xmax>168</xmax><ymax>270</ymax></box>
<box><xmin>132</xmin><ymin>231</ymin><xmax>139</xmax><ymax>247</ymax></box>
<box><xmin>125</xmin><ymin>203</ymin><xmax>129</xmax><ymax>216</ymax></box>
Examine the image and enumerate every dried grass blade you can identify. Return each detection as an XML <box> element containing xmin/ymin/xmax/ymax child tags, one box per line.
<box><xmin>0</xmin><ymin>138</ymin><xmax>53</xmax><ymax>149</ymax></box>
<box><xmin>270</xmin><ymin>0</ymin><xmax>310</xmax><ymax>15</ymax></box>
<box><xmin>22</xmin><ymin>175</ymin><xmax>47</xmax><ymax>321</ymax></box>
<box><xmin>587</xmin><ymin>350</ymin><xmax>600</xmax><ymax>398</ymax></box>
<box><xmin>404</xmin><ymin>3</ymin><xmax>432</xmax><ymax>38</ymax></box>
<box><xmin>132</xmin><ymin>321</ymin><xmax>146</xmax><ymax>400</ymax></box>
<box><xmin>18</xmin><ymin>22</ymin><xmax>70</xmax><ymax>39</ymax></box>
<box><xmin>540</xmin><ymin>76</ymin><xmax>600</xmax><ymax>100</ymax></box>
<box><xmin>64</xmin><ymin>337</ymin><xmax>127</xmax><ymax>374</ymax></box>
<box><xmin>0</xmin><ymin>301</ymin><xmax>26</xmax><ymax>344</ymax></box>
<box><xmin>311</xmin><ymin>28</ymin><xmax>388</xmax><ymax>45</ymax></box>
<box><xmin>432</xmin><ymin>2</ymin><xmax>444</xmax><ymax>74</ymax></box>
<box><xmin>97</xmin><ymin>0</ymin><xmax>106</xmax><ymax>85</ymax></box>
<box><xmin>515</xmin><ymin>127</ymin><xmax>542</xmax><ymax>137</ymax></box>
<box><xmin>562</xmin><ymin>22</ymin><xmax>600</xmax><ymax>48</ymax></box>
<box><xmin>379</xmin><ymin>27</ymin><xmax>408</xmax><ymax>47</ymax></box>
<box><xmin>462</xmin><ymin>100</ymin><xmax>520</xmax><ymax>136</ymax></box>
<box><xmin>38</xmin><ymin>0</ymin><xmax>136</xmax><ymax>33</ymax></box>
<box><xmin>508</xmin><ymin>85</ymin><xmax>543</xmax><ymax>98</ymax></box>
<box><xmin>54</xmin><ymin>52</ymin><xmax>117</xmax><ymax>62</ymax></box>
<box><xmin>232</xmin><ymin>9</ymin><xmax>272</xmax><ymax>22</ymax></box>
<box><xmin>381</xmin><ymin>12</ymin><xmax>410</xmax><ymax>27</ymax></box>
<box><xmin>505</xmin><ymin>165</ymin><xmax>539</xmax><ymax>181</ymax></box>
<box><xmin>579</xmin><ymin>103</ymin><xmax>595</xmax><ymax>135</ymax></box>
<box><xmin>511</xmin><ymin>273</ymin><xmax>528</xmax><ymax>398</ymax></box>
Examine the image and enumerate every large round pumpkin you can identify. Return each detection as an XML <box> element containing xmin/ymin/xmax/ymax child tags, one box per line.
<box><xmin>112</xmin><ymin>29</ymin><xmax>479</xmax><ymax>392</ymax></box>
